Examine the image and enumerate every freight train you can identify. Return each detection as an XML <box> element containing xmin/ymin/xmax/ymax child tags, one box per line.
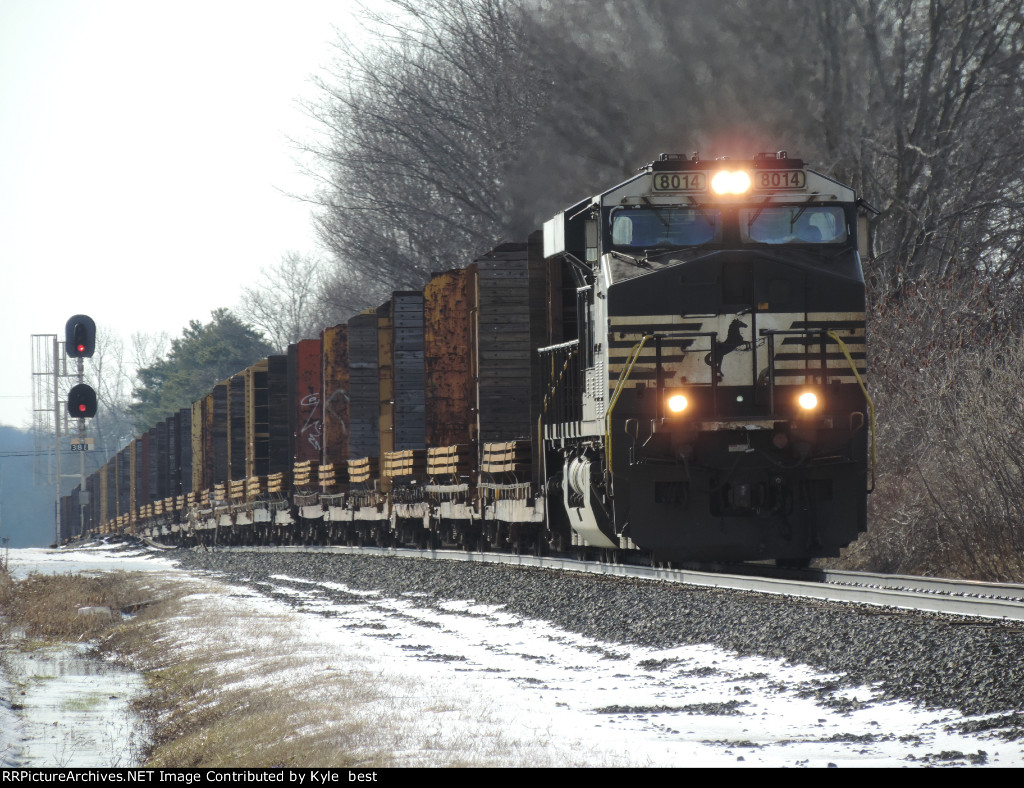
<box><xmin>61</xmin><ymin>151</ymin><xmax>874</xmax><ymax>567</ymax></box>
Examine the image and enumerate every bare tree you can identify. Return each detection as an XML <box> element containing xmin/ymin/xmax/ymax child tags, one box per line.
<box><xmin>238</xmin><ymin>252</ymin><xmax>333</xmax><ymax>351</ymax></box>
<box><xmin>841</xmin><ymin>273</ymin><xmax>1024</xmax><ymax>579</ymax></box>
<box><xmin>304</xmin><ymin>0</ymin><xmax>560</xmax><ymax>296</ymax></box>
<box><xmin>848</xmin><ymin>0</ymin><xmax>1024</xmax><ymax>293</ymax></box>
<box><xmin>85</xmin><ymin>327</ymin><xmax>169</xmax><ymax>460</ymax></box>
<box><xmin>303</xmin><ymin>0</ymin><xmax>1023</xmax><ymax>301</ymax></box>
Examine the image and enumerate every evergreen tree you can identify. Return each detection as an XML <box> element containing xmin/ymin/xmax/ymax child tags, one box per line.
<box><xmin>129</xmin><ymin>309</ymin><xmax>274</xmax><ymax>432</ymax></box>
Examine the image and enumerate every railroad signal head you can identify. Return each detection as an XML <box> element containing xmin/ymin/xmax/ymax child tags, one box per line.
<box><xmin>67</xmin><ymin>383</ymin><xmax>97</xmax><ymax>418</ymax></box>
<box><xmin>65</xmin><ymin>315</ymin><xmax>96</xmax><ymax>358</ymax></box>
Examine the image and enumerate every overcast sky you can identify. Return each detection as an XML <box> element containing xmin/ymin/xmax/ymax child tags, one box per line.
<box><xmin>0</xmin><ymin>0</ymin><xmax>371</xmax><ymax>428</ymax></box>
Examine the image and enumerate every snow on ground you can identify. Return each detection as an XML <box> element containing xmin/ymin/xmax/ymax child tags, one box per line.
<box><xmin>2</xmin><ymin>545</ymin><xmax>161</xmax><ymax>768</ymax></box>
<box><xmin>3</xmin><ymin>545</ymin><xmax>1022</xmax><ymax>767</ymax></box>
<box><xmin>254</xmin><ymin>573</ymin><xmax>1010</xmax><ymax>767</ymax></box>
<box><xmin>4</xmin><ymin>543</ymin><xmax>179</xmax><ymax>580</ymax></box>
<box><xmin>2</xmin><ymin>643</ymin><xmax>145</xmax><ymax>767</ymax></box>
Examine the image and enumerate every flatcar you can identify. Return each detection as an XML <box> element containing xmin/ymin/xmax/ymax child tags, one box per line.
<box><xmin>63</xmin><ymin>152</ymin><xmax>874</xmax><ymax>567</ymax></box>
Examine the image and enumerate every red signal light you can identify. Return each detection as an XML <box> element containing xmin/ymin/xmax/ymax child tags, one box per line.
<box><xmin>66</xmin><ymin>383</ymin><xmax>97</xmax><ymax>418</ymax></box>
<box><xmin>65</xmin><ymin>315</ymin><xmax>96</xmax><ymax>358</ymax></box>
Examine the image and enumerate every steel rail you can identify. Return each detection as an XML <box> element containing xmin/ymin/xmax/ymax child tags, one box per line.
<box><xmin>199</xmin><ymin>544</ymin><xmax>1024</xmax><ymax>623</ymax></box>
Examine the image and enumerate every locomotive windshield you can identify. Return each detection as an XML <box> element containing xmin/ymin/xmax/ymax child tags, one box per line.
<box><xmin>740</xmin><ymin>205</ymin><xmax>847</xmax><ymax>245</ymax></box>
<box><xmin>604</xmin><ymin>201</ymin><xmax>855</xmax><ymax>283</ymax></box>
<box><xmin>611</xmin><ymin>207</ymin><xmax>721</xmax><ymax>248</ymax></box>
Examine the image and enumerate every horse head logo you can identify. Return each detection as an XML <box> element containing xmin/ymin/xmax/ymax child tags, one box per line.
<box><xmin>705</xmin><ymin>318</ymin><xmax>749</xmax><ymax>381</ymax></box>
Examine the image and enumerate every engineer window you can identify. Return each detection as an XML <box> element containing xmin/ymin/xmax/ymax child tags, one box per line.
<box><xmin>741</xmin><ymin>206</ymin><xmax>847</xmax><ymax>245</ymax></box>
<box><xmin>610</xmin><ymin>208</ymin><xmax>721</xmax><ymax>249</ymax></box>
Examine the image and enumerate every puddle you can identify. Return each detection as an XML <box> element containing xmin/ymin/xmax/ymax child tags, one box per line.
<box><xmin>1</xmin><ymin>641</ymin><xmax>147</xmax><ymax>767</ymax></box>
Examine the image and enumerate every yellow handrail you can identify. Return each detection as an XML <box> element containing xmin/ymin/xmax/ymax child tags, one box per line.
<box><xmin>827</xmin><ymin>330</ymin><xmax>876</xmax><ymax>492</ymax></box>
<box><xmin>604</xmin><ymin>335</ymin><xmax>653</xmax><ymax>471</ymax></box>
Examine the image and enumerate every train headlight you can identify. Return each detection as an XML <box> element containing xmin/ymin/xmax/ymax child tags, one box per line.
<box><xmin>711</xmin><ymin>170</ymin><xmax>752</xmax><ymax>195</ymax></box>
<box><xmin>667</xmin><ymin>394</ymin><xmax>688</xmax><ymax>414</ymax></box>
<box><xmin>797</xmin><ymin>391</ymin><xmax>819</xmax><ymax>411</ymax></box>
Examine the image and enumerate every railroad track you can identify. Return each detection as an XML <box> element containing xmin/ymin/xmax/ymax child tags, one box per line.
<box><xmin>186</xmin><ymin>543</ymin><xmax>1024</xmax><ymax>624</ymax></box>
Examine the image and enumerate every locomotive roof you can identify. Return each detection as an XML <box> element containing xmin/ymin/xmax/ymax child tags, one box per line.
<box><xmin>543</xmin><ymin>152</ymin><xmax>859</xmax><ymax>259</ymax></box>
<box><xmin>602</xmin><ymin>152</ymin><xmax>857</xmax><ymax>206</ymax></box>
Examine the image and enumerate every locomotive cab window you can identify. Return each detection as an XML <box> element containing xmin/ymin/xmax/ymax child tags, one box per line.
<box><xmin>741</xmin><ymin>205</ymin><xmax>847</xmax><ymax>245</ymax></box>
<box><xmin>610</xmin><ymin>207</ymin><xmax>721</xmax><ymax>249</ymax></box>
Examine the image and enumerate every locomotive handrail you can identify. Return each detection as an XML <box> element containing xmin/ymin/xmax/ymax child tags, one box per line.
<box><xmin>760</xmin><ymin>327</ymin><xmax>875</xmax><ymax>492</ymax></box>
<box><xmin>540</xmin><ymin>340</ymin><xmax>580</xmax><ymax>416</ymax></box>
<box><xmin>827</xmin><ymin>329</ymin><xmax>876</xmax><ymax>493</ymax></box>
<box><xmin>605</xmin><ymin>334</ymin><xmax>654</xmax><ymax>471</ymax></box>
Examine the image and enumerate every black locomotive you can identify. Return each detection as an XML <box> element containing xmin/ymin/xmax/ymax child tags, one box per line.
<box><xmin>63</xmin><ymin>152</ymin><xmax>873</xmax><ymax>567</ymax></box>
<box><xmin>541</xmin><ymin>152</ymin><xmax>872</xmax><ymax>565</ymax></box>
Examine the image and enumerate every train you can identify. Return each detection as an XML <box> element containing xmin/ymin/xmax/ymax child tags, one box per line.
<box><xmin>60</xmin><ymin>151</ymin><xmax>874</xmax><ymax>567</ymax></box>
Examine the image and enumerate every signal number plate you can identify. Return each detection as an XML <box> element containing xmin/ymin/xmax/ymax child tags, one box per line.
<box><xmin>652</xmin><ymin>172</ymin><xmax>707</xmax><ymax>192</ymax></box>
<box><xmin>754</xmin><ymin>170</ymin><xmax>806</xmax><ymax>190</ymax></box>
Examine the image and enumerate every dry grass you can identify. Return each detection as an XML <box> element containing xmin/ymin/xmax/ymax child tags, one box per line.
<box><xmin>828</xmin><ymin>275</ymin><xmax>1024</xmax><ymax>584</ymax></box>
<box><xmin>1</xmin><ymin>564</ymin><xmax>633</xmax><ymax>767</ymax></box>
<box><xmin>0</xmin><ymin>568</ymin><xmax>591</xmax><ymax>768</ymax></box>
<box><xmin>104</xmin><ymin>589</ymin><xmax>394</xmax><ymax>767</ymax></box>
<box><xmin>102</xmin><ymin>581</ymin><xmax>583</xmax><ymax>768</ymax></box>
<box><xmin>0</xmin><ymin>570</ymin><xmax>158</xmax><ymax>642</ymax></box>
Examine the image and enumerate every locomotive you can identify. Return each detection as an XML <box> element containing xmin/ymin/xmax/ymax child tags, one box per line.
<box><xmin>62</xmin><ymin>152</ymin><xmax>873</xmax><ymax>567</ymax></box>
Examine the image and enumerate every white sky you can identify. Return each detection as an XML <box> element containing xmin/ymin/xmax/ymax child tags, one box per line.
<box><xmin>0</xmin><ymin>0</ymin><xmax>371</xmax><ymax>429</ymax></box>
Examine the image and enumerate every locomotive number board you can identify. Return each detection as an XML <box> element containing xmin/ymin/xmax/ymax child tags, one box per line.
<box><xmin>651</xmin><ymin>170</ymin><xmax>807</xmax><ymax>192</ymax></box>
<box><xmin>651</xmin><ymin>172</ymin><xmax>707</xmax><ymax>192</ymax></box>
<box><xmin>752</xmin><ymin>170</ymin><xmax>806</xmax><ymax>190</ymax></box>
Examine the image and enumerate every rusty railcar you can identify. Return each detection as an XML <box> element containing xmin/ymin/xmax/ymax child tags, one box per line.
<box><xmin>175</xmin><ymin>407</ymin><xmax>192</xmax><ymax>497</ymax></box>
<box><xmin>288</xmin><ymin>338</ymin><xmax>323</xmax><ymax>464</ymax></box>
<box><xmin>321</xmin><ymin>324</ymin><xmax>349</xmax><ymax>468</ymax></box>
<box><xmin>210</xmin><ymin>381</ymin><xmax>229</xmax><ymax>486</ymax></box>
<box><xmin>227</xmin><ymin>373</ymin><xmax>246</xmax><ymax>483</ymax></box>
<box><xmin>473</xmin><ymin>242</ymin><xmax>547</xmax><ymax>447</ymax></box>
<box><xmin>423</xmin><ymin>267</ymin><xmax>475</xmax><ymax>450</ymax></box>
<box><xmin>117</xmin><ymin>446</ymin><xmax>130</xmax><ymax>532</ymax></box>
<box><xmin>136</xmin><ymin>430</ymin><xmax>150</xmax><ymax>517</ymax></box>
<box><xmin>266</xmin><ymin>355</ymin><xmax>290</xmax><ymax>476</ymax></box>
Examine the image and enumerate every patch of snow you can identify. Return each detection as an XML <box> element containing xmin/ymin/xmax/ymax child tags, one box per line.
<box><xmin>6</xmin><ymin>545</ymin><xmax>176</xmax><ymax>580</ymax></box>
<box><xmin>1</xmin><ymin>643</ymin><xmax>145</xmax><ymax>767</ymax></box>
<box><xmin>252</xmin><ymin>575</ymin><xmax>1011</xmax><ymax>767</ymax></box>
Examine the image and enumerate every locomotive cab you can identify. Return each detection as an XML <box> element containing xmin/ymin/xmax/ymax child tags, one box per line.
<box><xmin>541</xmin><ymin>152</ymin><xmax>872</xmax><ymax>564</ymax></box>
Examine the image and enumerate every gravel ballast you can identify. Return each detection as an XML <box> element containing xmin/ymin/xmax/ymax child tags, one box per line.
<box><xmin>171</xmin><ymin>548</ymin><xmax>1024</xmax><ymax>729</ymax></box>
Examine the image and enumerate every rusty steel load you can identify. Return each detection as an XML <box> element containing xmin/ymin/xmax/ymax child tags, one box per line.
<box><xmin>63</xmin><ymin>152</ymin><xmax>874</xmax><ymax>567</ymax></box>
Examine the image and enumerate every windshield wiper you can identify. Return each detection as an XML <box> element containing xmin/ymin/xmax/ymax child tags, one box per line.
<box><xmin>644</xmin><ymin>247</ymin><xmax>707</xmax><ymax>264</ymax></box>
<box><xmin>609</xmin><ymin>249</ymin><xmax>650</xmax><ymax>268</ymax></box>
<box><xmin>746</xmin><ymin>196</ymin><xmax>773</xmax><ymax>228</ymax></box>
<box><xmin>685</xmin><ymin>197</ymin><xmax>718</xmax><ymax>228</ymax></box>
<box><xmin>640</xmin><ymin>198</ymin><xmax>671</xmax><ymax>230</ymax></box>
<box><xmin>788</xmin><ymin>195</ymin><xmax>817</xmax><ymax>231</ymax></box>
